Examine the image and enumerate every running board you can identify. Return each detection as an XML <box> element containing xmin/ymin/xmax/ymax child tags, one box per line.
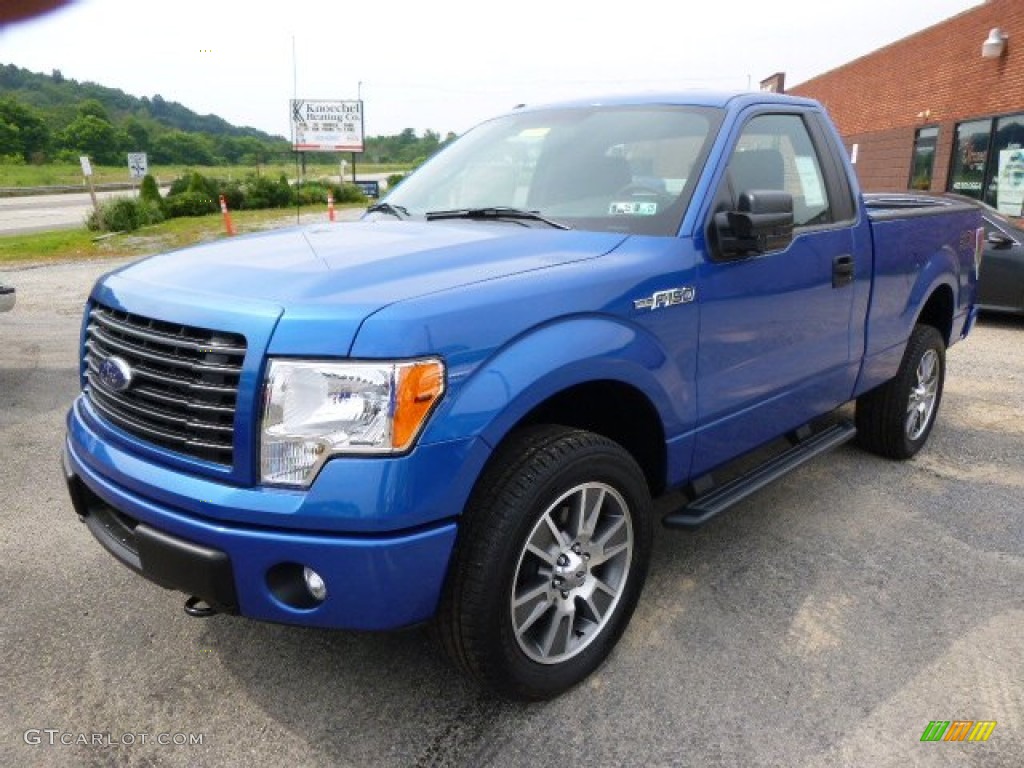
<box><xmin>662</xmin><ymin>421</ymin><xmax>857</xmax><ymax>529</ymax></box>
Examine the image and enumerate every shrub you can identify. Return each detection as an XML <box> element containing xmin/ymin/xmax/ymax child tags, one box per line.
<box><xmin>86</xmin><ymin>197</ymin><xmax>164</xmax><ymax>232</ymax></box>
<box><xmin>186</xmin><ymin>171</ymin><xmax>218</xmax><ymax>197</ymax></box>
<box><xmin>168</xmin><ymin>174</ymin><xmax>192</xmax><ymax>196</ymax></box>
<box><xmin>217</xmin><ymin>180</ymin><xmax>244</xmax><ymax>212</ymax></box>
<box><xmin>295</xmin><ymin>180</ymin><xmax>329</xmax><ymax>206</ymax></box>
<box><xmin>165</xmin><ymin>191</ymin><xmax>217</xmax><ymax>218</ymax></box>
<box><xmin>139</xmin><ymin>200</ymin><xmax>165</xmax><ymax>226</ymax></box>
<box><xmin>168</xmin><ymin>171</ymin><xmax>218</xmax><ymax>197</ymax></box>
<box><xmin>332</xmin><ymin>182</ymin><xmax>368</xmax><ymax>204</ymax></box>
<box><xmin>139</xmin><ymin>174</ymin><xmax>162</xmax><ymax>205</ymax></box>
<box><xmin>386</xmin><ymin>173</ymin><xmax>406</xmax><ymax>190</ymax></box>
<box><xmin>242</xmin><ymin>174</ymin><xmax>292</xmax><ymax>209</ymax></box>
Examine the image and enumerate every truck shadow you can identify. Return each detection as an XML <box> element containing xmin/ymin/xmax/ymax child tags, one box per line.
<box><xmin>976</xmin><ymin>311</ymin><xmax>1024</xmax><ymax>329</ymax></box>
<box><xmin>199</xmin><ymin>615</ymin><xmax>519</xmax><ymax>766</ymax></box>
<box><xmin>201</xmin><ymin>436</ymin><xmax>1022</xmax><ymax>766</ymax></box>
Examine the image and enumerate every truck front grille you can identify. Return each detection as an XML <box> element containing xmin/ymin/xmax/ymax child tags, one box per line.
<box><xmin>84</xmin><ymin>303</ymin><xmax>247</xmax><ymax>466</ymax></box>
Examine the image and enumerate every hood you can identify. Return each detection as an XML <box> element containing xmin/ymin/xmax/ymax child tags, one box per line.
<box><xmin>102</xmin><ymin>219</ymin><xmax>627</xmax><ymax>356</ymax></box>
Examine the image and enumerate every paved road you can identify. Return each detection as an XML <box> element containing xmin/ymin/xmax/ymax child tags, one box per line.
<box><xmin>0</xmin><ymin>188</ymin><xmax>145</xmax><ymax>235</ymax></box>
<box><xmin>0</xmin><ymin>173</ymin><xmax>394</xmax><ymax>235</ymax></box>
<box><xmin>1</xmin><ymin>256</ymin><xmax>1021</xmax><ymax>767</ymax></box>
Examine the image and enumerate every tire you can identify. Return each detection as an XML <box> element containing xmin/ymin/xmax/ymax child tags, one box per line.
<box><xmin>433</xmin><ymin>426</ymin><xmax>653</xmax><ymax>700</ymax></box>
<box><xmin>856</xmin><ymin>324</ymin><xmax>946</xmax><ymax>460</ymax></box>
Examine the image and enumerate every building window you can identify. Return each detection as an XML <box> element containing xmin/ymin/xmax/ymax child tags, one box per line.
<box><xmin>908</xmin><ymin>127</ymin><xmax>938</xmax><ymax>190</ymax></box>
<box><xmin>989</xmin><ymin>114</ymin><xmax>1024</xmax><ymax>217</ymax></box>
<box><xmin>946</xmin><ymin>113</ymin><xmax>1024</xmax><ymax>214</ymax></box>
<box><xmin>948</xmin><ymin>119</ymin><xmax>992</xmax><ymax>199</ymax></box>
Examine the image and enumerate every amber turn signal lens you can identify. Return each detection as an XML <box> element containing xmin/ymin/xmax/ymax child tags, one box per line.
<box><xmin>393</xmin><ymin>361</ymin><xmax>445</xmax><ymax>449</ymax></box>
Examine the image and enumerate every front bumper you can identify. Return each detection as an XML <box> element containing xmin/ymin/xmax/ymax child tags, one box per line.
<box><xmin>63</xmin><ymin>407</ymin><xmax>464</xmax><ymax>631</ymax></box>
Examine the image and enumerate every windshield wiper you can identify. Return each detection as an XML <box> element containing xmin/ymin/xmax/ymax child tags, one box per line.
<box><xmin>366</xmin><ymin>201</ymin><xmax>409</xmax><ymax>219</ymax></box>
<box><xmin>424</xmin><ymin>207</ymin><xmax>571</xmax><ymax>230</ymax></box>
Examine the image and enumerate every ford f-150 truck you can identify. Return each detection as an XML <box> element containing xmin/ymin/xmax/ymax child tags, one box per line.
<box><xmin>63</xmin><ymin>92</ymin><xmax>982</xmax><ymax>700</ymax></box>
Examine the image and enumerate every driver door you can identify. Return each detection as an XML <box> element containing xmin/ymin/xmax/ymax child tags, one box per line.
<box><xmin>692</xmin><ymin>110</ymin><xmax>862</xmax><ymax>475</ymax></box>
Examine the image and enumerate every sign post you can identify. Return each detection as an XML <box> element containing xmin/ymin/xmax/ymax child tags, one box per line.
<box><xmin>290</xmin><ymin>98</ymin><xmax>365</xmax><ymax>192</ymax></box>
<box><xmin>80</xmin><ymin>156</ymin><xmax>99</xmax><ymax>214</ymax></box>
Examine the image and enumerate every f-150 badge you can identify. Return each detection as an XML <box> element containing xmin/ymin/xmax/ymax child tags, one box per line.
<box><xmin>633</xmin><ymin>286</ymin><xmax>696</xmax><ymax>311</ymax></box>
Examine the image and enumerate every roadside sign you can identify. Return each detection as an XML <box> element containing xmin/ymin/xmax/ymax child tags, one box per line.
<box><xmin>127</xmin><ymin>152</ymin><xmax>148</xmax><ymax>179</ymax></box>
<box><xmin>354</xmin><ymin>180</ymin><xmax>380</xmax><ymax>198</ymax></box>
<box><xmin>291</xmin><ymin>99</ymin><xmax>364</xmax><ymax>153</ymax></box>
<box><xmin>80</xmin><ymin>156</ymin><xmax>98</xmax><ymax>212</ymax></box>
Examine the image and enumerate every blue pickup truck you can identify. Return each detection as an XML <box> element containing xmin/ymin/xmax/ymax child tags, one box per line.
<box><xmin>63</xmin><ymin>92</ymin><xmax>982</xmax><ymax>700</ymax></box>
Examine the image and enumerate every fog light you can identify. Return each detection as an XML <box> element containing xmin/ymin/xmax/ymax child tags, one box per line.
<box><xmin>267</xmin><ymin>562</ymin><xmax>328</xmax><ymax>609</ymax></box>
<box><xmin>303</xmin><ymin>566</ymin><xmax>327</xmax><ymax>602</ymax></box>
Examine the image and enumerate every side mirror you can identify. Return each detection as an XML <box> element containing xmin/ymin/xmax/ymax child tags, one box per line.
<box><xmin>986</xmin><ymin>230</ymin><xmax>1014</xmax><ymax>249</ymax></box>
<box><xmin>713</xmin><ymin>190</ymin><xmax>794</xmax><ymax>259</ymax></box>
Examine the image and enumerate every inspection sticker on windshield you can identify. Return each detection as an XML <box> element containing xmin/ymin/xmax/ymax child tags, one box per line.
<box><xmin>609</xmin><ymin>201</ymin><xmax>658</xmax><ymax>216</ymax></box>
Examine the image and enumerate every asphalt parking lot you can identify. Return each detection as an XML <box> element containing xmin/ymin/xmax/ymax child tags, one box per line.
<box><xmin>1</xmin><ymin>255</ymin><xmax>1022</xmax><ymax>767</ymax></box>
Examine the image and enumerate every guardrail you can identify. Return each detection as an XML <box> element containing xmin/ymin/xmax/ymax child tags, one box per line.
<box><xmin>0</xmin><ymin>183</ymin><xmax>139</xmax><ymax>198</ymax></box>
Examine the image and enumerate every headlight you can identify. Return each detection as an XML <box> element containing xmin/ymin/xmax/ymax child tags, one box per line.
<box><xmin>260</xmin><ymin>358</ymin><xmax>445</xmax><ymax>486</ymax></box>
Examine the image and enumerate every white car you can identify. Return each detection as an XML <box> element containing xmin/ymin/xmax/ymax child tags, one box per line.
<box><xmin>0</xmin><ymin>284</ymin><xmax>15</xmax><ymax>313</ymax></box>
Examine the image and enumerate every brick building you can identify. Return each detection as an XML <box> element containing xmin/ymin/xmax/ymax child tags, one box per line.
<box><xmin>787</xmin><ymin>0</ymin><xmax>1024</xmax><ymax>218</ymax></box>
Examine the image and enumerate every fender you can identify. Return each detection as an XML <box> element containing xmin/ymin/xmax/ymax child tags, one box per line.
<box><xmin>420</xmin><ymin>313</ymin><xmax>694</xmax><ymax>480</ymax></box>
<box><xmin>855</xmin><ymin>243</ymin><xmax>958</xmax><ymax>396</ymax></box>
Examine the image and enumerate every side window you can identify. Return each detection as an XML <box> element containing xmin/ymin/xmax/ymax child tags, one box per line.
<box><xmin>728</xmin><ymin>113</ymin><xmax>832</xmax><ymax>227</ymax></box>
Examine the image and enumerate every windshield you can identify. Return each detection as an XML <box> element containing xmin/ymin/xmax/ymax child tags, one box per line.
<box><xmin>381</xmin><ymin>105</ymin><xmax>722</xmax><ymax>236</ymax></box>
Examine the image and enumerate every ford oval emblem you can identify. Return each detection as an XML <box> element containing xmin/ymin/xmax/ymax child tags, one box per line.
<box><xmin>98</xmin><ymin>356</ymin><xmax>133</xmax><ymax>392</ymax></box>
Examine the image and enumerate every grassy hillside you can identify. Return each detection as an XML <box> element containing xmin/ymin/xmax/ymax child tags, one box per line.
<box><xmin>0</xmin><ymin>64</ymin><xmax>455</xmax><ymax>170</ymax></box>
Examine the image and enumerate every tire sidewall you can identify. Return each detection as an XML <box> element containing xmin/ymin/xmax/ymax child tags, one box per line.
<box><xmin>897</xmin><ymin>326</ymin><xmax>946</xmax><ymax>457</ymax></box>
<box><xmin>480</xmin><ymin>435</ymin><xmax>652</xmax><ymax>699</ymax></box>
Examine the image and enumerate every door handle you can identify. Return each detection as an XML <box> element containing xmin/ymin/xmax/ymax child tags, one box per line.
<box><xmin>832</xmin><ymin>254</ymin><xmax>854</xmax><ymax>288</ymax></box>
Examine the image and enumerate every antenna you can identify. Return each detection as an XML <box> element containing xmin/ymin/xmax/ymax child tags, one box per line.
<box><xmin>292</xmin><ymin>35</ymin><xmax>300</xmax><ymax>223</ymax></box>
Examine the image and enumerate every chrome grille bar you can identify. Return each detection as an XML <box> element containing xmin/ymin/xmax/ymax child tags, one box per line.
<box><xmin>83</xmin><ymin>303</ymin><xmax>246</xmax><ymax>466</ymax></box>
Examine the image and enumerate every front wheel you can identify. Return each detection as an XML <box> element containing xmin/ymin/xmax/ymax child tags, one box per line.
<box><xmin>434</xmin><ymin>426</ymin><xmax>653</xmax><ymax>700</ymax></box>
<box><xmin>856</xmin><ymin>324</ymin><xmax>946</xmax><ymax>459</ymax></box>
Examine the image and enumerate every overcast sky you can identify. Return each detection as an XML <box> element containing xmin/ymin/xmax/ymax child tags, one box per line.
<box><xmin>0</xmin><ymin>0</ymin><xmax>982</xmax><ymax>139</ymax></box>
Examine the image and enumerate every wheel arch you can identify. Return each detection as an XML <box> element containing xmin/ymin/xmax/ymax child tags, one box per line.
<box><xmin>515</xmin><ymin>380</ymin><xmax>668</xmax><ymax>496</ymax></box>
<box><xmin>423</xmin><ymin>315</ymin><xmax>687</xmax><ymax>498</ymax></box>
<box><xmin>915</xmin><ymin>282</ymin><xmax>955</xmax><ymax>347</ymax></box>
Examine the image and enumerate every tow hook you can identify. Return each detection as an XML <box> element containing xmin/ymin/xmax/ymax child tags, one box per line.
<box><xmin>183</xmin><ymin>596</ymin><xmax>218</xmax><ymax>618</ymax></box>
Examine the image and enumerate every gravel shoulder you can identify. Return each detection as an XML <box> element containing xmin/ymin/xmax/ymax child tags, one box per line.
<box><xmin>1</xmin><ymin>256</ymin><xmax>1021</xmax><ymax>767</ymax></box>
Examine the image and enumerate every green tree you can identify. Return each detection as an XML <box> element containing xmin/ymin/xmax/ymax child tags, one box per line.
<box><xmin>59</xmin><ymin>115</ymin><xmax>119</xmax><ymax>164</ymax></box>
<box><xmin>151</xmin><ymin>130</ymin><xmax>219</xmax><ymax>165</ymax></box>
<box><xmin>0</xmin><ymin>96</ymin><xmax>51</xmax><ymax>161</ymax></box>
<box><xmin>421</xmin><ymin>129</ymin><xmax>441</xmax><ymax>157</ymax></box>
<box><xmin>121</xmin><ymin>116</ymin><xmax>150</xmax><ymax>151</ymax></box>
<box><xmin>0</xmin><ymin>121</ymin><xmax>20</xmax><ymax>161</ymax></box>
<box><xmin>77</xmin><ymin>98</ymin><xmax>111</xmax><ymax>123</ymax></box>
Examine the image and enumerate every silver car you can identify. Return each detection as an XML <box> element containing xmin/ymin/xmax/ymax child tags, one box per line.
<box><xmin>0</xmin><ymin>284</ymin><xmax>14</xmax><ymax>313</ymax></box>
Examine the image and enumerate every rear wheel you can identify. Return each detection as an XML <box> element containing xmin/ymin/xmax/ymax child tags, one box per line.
<box><xmin>434</xmin><ymin>426</ymin><xmax>652</xmax><ymax>700</ymax></box>
<box><xmin>856</xmin><ymin>324</ymin><xmax>946</xmax><ymax>459</ymax></box>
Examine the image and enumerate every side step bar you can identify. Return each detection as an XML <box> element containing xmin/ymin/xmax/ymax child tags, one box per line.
<box><xmin>663</xmin><ymin>421</ymin><xmax>857</xmax><ymax>529</ymax></box>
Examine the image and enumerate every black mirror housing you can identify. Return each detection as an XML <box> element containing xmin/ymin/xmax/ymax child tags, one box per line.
<box><xmin>715</xmin><ymin>190</ymin><xmax>794</xmax><ymax>259</ymax></box>
<box><xmin>986</xmin><ymin>230</ymin><xmax>1014</xmax><ymax>249</ymax></box>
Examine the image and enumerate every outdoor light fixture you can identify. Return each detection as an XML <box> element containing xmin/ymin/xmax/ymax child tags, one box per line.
<box><xmin>982</xmin><ymin>28</ymin><xmax>1008</xmax><ymax>59</ymax></box>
